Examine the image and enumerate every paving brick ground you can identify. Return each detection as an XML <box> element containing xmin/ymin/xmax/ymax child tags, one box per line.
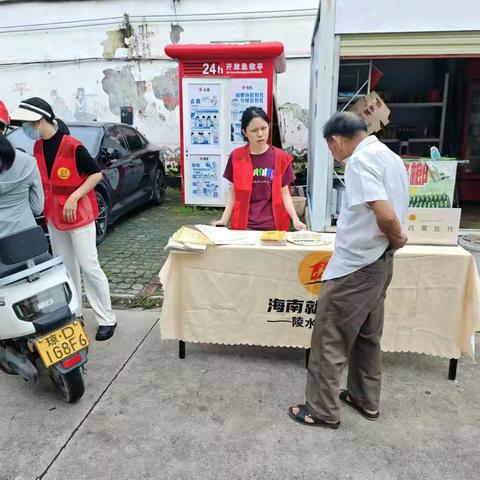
<box><xmin>98</xmin><ymin>187</ymin><xmax>218</xmax><ymax>298</ymax></box>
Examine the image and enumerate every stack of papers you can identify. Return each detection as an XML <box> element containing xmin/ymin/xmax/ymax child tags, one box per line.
<box><xmin>195</xmin><ymin>225</ymin><xmax>260</xmax><ymax>245</ymax></box>
<box><xmin>164</xmin><ymin>226</ymin><xmax>213</xmax><ymax>253</ymax></box>
<box><xmin>173</xmin><ymin>226</ymin><xmax>213</xmax><ymax>245</ymax></box>
<box><xmin>164</xmin><ymin>238</ymin><xmax>207</xmax><ymax>253</ymax></box>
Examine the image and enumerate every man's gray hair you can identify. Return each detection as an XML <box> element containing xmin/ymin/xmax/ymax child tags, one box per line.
<box><xmin>323</xmin><ymin>112</ymin><xmax>367</xmax><ymax>140</ymax></box>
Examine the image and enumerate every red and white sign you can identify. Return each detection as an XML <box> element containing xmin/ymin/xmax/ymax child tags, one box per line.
<box><xmin>165</xmin><ymin>42</ymin><xmax>286</xmax><ymax>205</ymax></box>
<box><xmin>202</xmin><ymin>61</ymin><xmax>265</xmax><ymax>75</ymax></box>
<box><xmin>183</xmin><ymin>61</ymin><xmax>268</xmax><ymax>78</ymax></box>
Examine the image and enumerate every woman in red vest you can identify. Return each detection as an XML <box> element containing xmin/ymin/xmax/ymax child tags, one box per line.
<box><xmin>212</xmin><ymin>107</ymin><xmax>306</xmax><ymax>231</ymax></box>
<box><xmin>11</xmin><ymin>97</ymin><xmax>117</xmax><ymax>341</ymax></box>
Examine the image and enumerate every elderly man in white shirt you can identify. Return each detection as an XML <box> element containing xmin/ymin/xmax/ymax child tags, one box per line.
<box><xmin>289</xmin><ymin>112</ymin><xmax>409</xmax><ymax>429</ymax></box>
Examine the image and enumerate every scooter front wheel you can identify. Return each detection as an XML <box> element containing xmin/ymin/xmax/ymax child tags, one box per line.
<box><xmin>49</xmin><ymin>367</ymin><xmax>85</xmax><ymax>403</ymax></box>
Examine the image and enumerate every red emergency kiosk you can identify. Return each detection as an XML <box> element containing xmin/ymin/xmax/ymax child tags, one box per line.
<box><xmin>165</xmin><ymin>42</ymin><xmax>286</xmax><ymax>206</ymax></box>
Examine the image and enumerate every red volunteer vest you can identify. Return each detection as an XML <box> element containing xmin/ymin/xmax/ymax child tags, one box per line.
<box><xmin>230</xmin><ymin>145</ymin><xmax>292</xmax><ymax>231</ymax></box>
<box><xmin>34</xmin><ymin>135</ymin><xmax>99</xmax><ymax>231</ymax></box>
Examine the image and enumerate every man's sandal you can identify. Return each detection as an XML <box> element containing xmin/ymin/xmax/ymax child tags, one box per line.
<box><xmin>339</xmin><ymin>390</ymin><xmax>380</xmax><ymax>421</ymax></box>
<box><xmin>288</xmin><ymin>405</ymin><xmax>340</xmax><ymax>429</ymax></box>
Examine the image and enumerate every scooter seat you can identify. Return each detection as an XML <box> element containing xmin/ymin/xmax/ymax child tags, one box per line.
<box><xmin>0</xmin><ymin>252</ymin><xmax>53</xmax><ymax>280</ymax></box>
<box><xmin>0</xmin><ymin>226</ymin><xmax>52</xmax><ymax>280</ymax></box>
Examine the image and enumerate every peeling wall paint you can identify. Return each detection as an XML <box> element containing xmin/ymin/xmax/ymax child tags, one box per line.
<box><xmin>160</xmin><ymin>146</ymin><xmax>182</xmax><ymax>175</ymax></box>
<box><xmin>50</xmin><ymin>87</ymin><xmax>108</xmax><ymax>122</ymax></box>
<box><xmin>102</xmin><ymin>14</ymin><xmax>135</xmax><ymax>59</ymax></box>
<box><xmin>100</xmin><ymin>65</ymin><xmax>179</xmax><ymax>137</ymax></box>
<box><xmin>136</xmin><ymin>23</ymin><xmax>154</xmax><ymax>57</ymax></box>
<box><xmin>278</xmin><ymin>102</ymin><xmax>309</xmax><ymax>156</ymax></box>
<box><xmin>0</xmin><ymin>1</ymin><xmax>317</xmax><ymax>169</ymax></box>
<box><xmin>102</xmin><ymin>30</ymin><xmax>128</xmax><ymax>59</ymax></box>
<box><xmin>102</xmin><ymin>66</ymin><xmax>148</xmax><ymax>115</ymax></box>
<box><xmin>0</xmin><ymin>59</ymin><xmax>182</xmax><ymax>152</ymax></box>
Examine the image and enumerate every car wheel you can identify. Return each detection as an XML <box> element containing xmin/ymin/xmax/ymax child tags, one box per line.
<box><xmin>95</xmin><ymin>191</ymin><xmax>109</xmax><ymax>245</ymax></box>
<box><xmin>152</xmin><ymin>167</ymin><xmax>167</xmax><ymax>205</ymax></box>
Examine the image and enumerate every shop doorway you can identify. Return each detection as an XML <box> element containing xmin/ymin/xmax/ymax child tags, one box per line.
<box><xmin>337</xmin><ymin>57</ymin><xmax>480</xmax><ymax>230</ymax></box>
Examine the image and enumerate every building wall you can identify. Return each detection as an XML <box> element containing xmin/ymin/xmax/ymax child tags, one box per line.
<box><xmin>0</xmin><ymin>0</ymin><xmax>317</xmax><ymax>166</ymax></box>
<box><xmin>336</xmin><ymin>0</ymin><xmax>480</xmax><ymax>34</ymax></box>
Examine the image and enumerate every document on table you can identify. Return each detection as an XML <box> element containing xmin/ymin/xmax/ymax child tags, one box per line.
<box><xmin>195</xmin><ymin>225</ymin><xmax>260</xmax><ymax>245</ymax></box>
<box><xmin>164</xmin><ymin>237</ymin><xmax>207</xmax><ymax>253</ymax></box>
<box><xmin>173</xmin><ymin>226</ymin><xmax>213</xmax><ymax>245</ymax></box>
<box><xmin>164</xmin><ymin>225</ymin><xmax>213</xmax><ymax>253</ymax></box>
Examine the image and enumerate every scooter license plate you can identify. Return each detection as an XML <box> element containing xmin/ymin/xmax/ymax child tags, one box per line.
<box><xmin>35</xmin><ymin>321</ymin><xmax>90</xmax><ymax>368</ymax></box>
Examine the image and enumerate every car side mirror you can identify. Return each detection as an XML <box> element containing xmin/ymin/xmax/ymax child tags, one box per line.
<box><xmin>108</xmin><ymin>148</ymin><xmax>121</xmax><ymax>160</ymax></box>
<box><xmin>100</xmin><ymin>147</ymin><xmax>121</xmax><ymax>165</ymax></box>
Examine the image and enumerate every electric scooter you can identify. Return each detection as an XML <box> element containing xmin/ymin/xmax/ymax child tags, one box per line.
<box><xmin>0</xmin><ymin>226</ymin><xmax>89</xmax><ymax>403</ymax></box>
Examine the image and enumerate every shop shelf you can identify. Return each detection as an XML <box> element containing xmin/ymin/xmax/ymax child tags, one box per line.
<box><xmin>337</xmin><ymin>95</ymin><xmax>366</xmax><ymax>103</ymax></box>
<box><xmin>408</xmin><ymin>138</ymin><xmax>440</xmax><ymax>143</ymax></box>
<box><xmin>388</xmin><ymin>102</ymin><xmax>443</xmax><ymax>108</ymax></box>
<box><xmin>379</xmin><ymin>138</ymin><xmax>440</xmax><ymax>143</ymax></box>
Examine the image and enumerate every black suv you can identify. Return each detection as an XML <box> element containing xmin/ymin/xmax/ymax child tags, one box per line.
<box><xmin>8</xmin><ymin>122</ymin><xmax>167</xmax><ymax>244</ymax></box>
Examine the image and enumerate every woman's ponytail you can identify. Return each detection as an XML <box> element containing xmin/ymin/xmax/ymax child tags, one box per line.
<box><xmin>54</xmin><ymin>118</ymin><xmax>70</xmax><ymax>135</ymax></box>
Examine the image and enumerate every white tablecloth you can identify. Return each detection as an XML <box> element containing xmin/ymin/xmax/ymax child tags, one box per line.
<box><xmin>159</xmin><ymin>240</ymin><xmax>480</xmax><ymax>359</ymax></box>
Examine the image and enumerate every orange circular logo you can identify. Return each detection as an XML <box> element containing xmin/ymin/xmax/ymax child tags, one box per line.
<box><xmin>298</xmin><ymin>252</ymin><xmax>332</xmax><ymax>295</ymax></box>
<box><xmin>408</xmin><ymin>213</ymin><xmax>417</xmax><ymax>221</ymax></box>
<box><xmin>57</xmin><ymin>167</ymin><xmax>71</xmax><ymax>180</ymax></box>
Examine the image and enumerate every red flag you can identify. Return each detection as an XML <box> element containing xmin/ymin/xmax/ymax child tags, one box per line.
<box><xmin>370</xmin><ymin>66</ymin><xmax>383</xmax><ymax>89</ymax></box>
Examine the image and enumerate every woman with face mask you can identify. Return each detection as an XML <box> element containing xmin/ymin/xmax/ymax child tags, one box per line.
<box><xmin>11</xmin><ymin>97</ymin><xmax>117</xmax><ymax>341</ymax></box>
<box><xmin>0</xmin><ymin>100</ymin><xmax>44</xmax><ymax>237</ymax></box>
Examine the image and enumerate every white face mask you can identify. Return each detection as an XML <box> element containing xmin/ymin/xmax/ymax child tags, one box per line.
<box><xmin>22</xmin><ymin>122</ymin><xmax>40</xmax><ymax>141</ymax></box>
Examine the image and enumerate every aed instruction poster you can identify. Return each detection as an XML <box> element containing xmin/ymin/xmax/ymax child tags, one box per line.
<box><xmin>228</xmin><ymin>78</ymin><xmax>267</xmax><ymax>145</ymax></box>
<box><xmin>188</xmin><ymin>84</ymin><xmax>220</xmax><ymax>147</ymax></box>
<box><xmin>187</xmin><ymin>154</ymin><xmax>221</xmax><ymax>202</ymax></box>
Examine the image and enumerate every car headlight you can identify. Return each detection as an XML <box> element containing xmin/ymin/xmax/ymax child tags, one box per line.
<box><xmin>13</xmin><ymin>283</ymin><xmax>72</xmax><ymax>321</ymax></box>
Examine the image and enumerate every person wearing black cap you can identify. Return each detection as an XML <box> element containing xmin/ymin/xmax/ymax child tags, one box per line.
<box><xmin>11</xmin><ymin>97</ymin><xmax>117</xmax><ymax>341</ymax></box>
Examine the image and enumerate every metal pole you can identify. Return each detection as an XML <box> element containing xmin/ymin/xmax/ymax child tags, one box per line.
<box><xmin>340</xmin><ymin>78</ymin><xmax>369</xmax><ymax>112</ymax></box>
<box><xmin>367</xmin><ymin>59</ymin><xmax>373</xmax><ymax>94</ymax></box>
<box><xmin>439</xmin><ymin>73</ymin><xmax>449</xmax><ymax>152</ymax></box>
<box><xmin>305</xmin><ymin>348</ymin><xmax>310</xmax><ymax>369</ymax></box>
<box><xmin>448</xmin><ymin>358</ymin><xmax>458</xmax><ymax>380</ymax></box>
